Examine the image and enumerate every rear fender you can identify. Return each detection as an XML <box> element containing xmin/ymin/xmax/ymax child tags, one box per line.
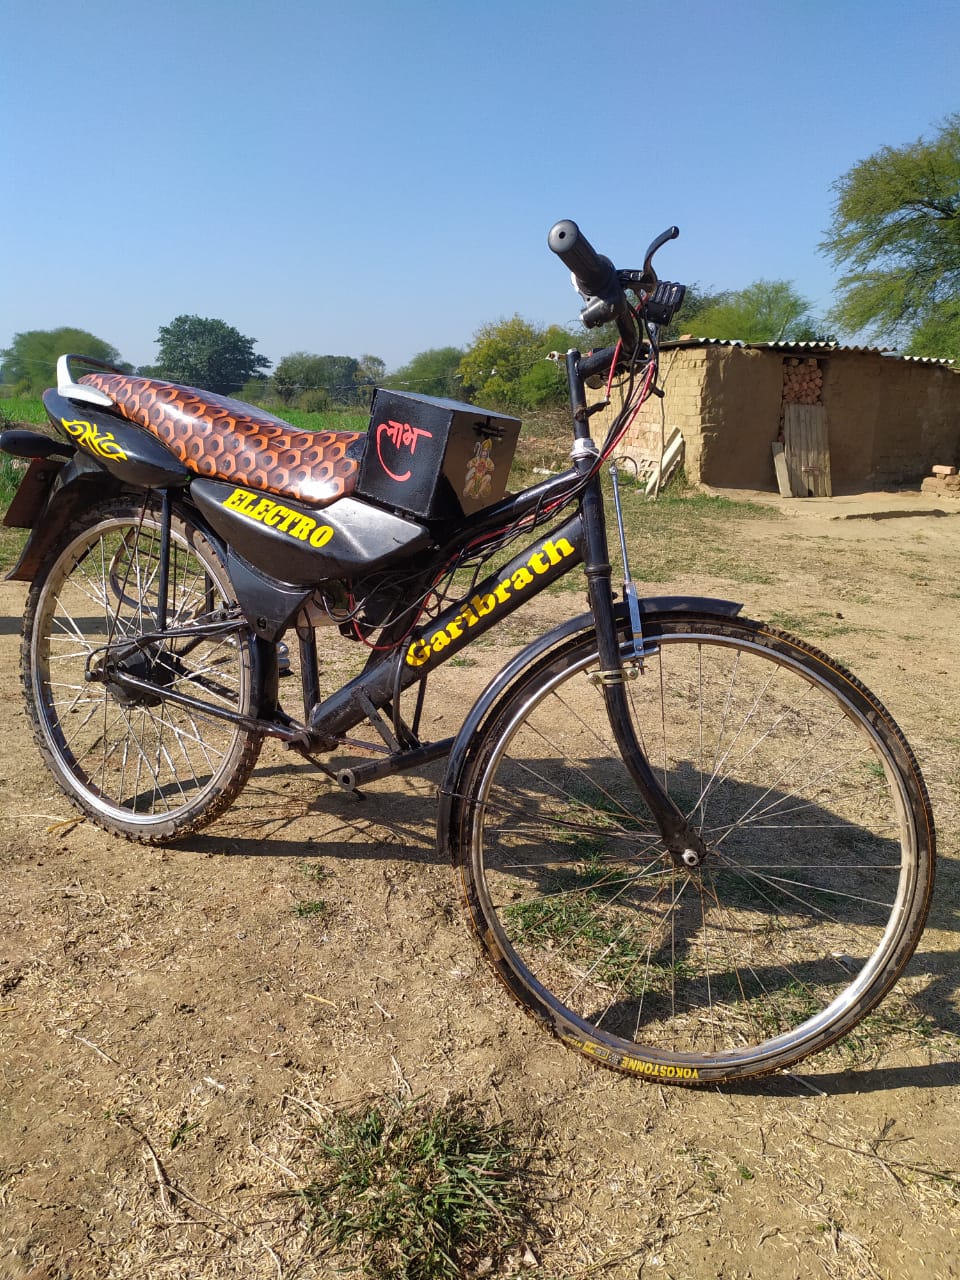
<box><xmin>1</xmin><ymin>427</ymin><xmax>78</xmax><ymax>529</ymax></box>
<box><xmin>41</xmin><ymin>389</ymin><xmax>189</xmax><ymax>489</ymax></box>
<box><xmin>3</xmin><ymin>452</ymin><xmax>123</xmax><ymax>582</ymax></box>
<box><xmin>0</xmin><ymin>427</ymin><xmax>75</xmax><ymax>463</ymax></box>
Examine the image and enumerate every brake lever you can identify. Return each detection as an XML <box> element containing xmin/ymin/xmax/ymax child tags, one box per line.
<box><xmin>643</xmin><ymin>225</ymin><xmax>680</xmax><ymax>281</ymax></box>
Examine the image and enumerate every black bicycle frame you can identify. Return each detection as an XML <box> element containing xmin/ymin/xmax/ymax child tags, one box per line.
<box><xmin>100</xmin><ymin>345</ymin><xmax>703</xmax><ymax>857</ymax></box>
<box><xmin>303</xmin><ymin>345</ymin><xmax>702</xmax><ymax>859</ymax></box>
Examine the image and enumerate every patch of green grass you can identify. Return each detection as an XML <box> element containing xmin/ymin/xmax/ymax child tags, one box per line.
<box><xmin>504</xmin><ymin>886</ymin><xmax>691</xmax><ymax>997</ymax></box>
<box><xmin>0</xmin><ymin>396</ymin><xmax>48</xmax><ymax>425</ymax></box>
<box><xmin>0</xmin><ymin>523</ymin><xmax>28</xmax><ymax>573</ymax></box>
<box><xmin>0</xmin><ymin>401</ymin><xmax>56</xmax><ymax>569</ymax></box>
<box><xmin>0</xmin><ymin>453</ymin><xmax>26</xmax><ymax>511</ymax></box>
<box><xmin>170</xmin><ymin>1118</ymin><xmax>200</xmax><ymax>1149</ymax></box>
<box><xmin>298</xmin><ymin>859</ymin><xmax>328</xmax><ymax>881</ymax></box>
<box><xmin>294</xmin><ymin>861</ymin><xmax>330</xmax><ymax>918</ymax></box>
<box><xmin>291</xmin><ymin>1095</ymin><xmax>532</xmax><ymax>1280</ymax></box>
<box><xmin>767</xmin><ymin>609</ymin><xmax>859</xmax><ymax>639</ymax></box>
<box><xmin>0</xmin><ymin>390</ymin><xmax>369</xmax><ymax>435</ymax></box>
<box><xmin>488</xmin><ymin>427</ymin><xmax>786</xmax><ymax>592</ymax></box>
<box><xmin>295</xmin><ymin>899</ymin><xmax>328</xmax><ymax>918</ymax></box>
<box><xmin>750</xmin><ymin>982</ymin><xmax>822</xmax><ymax>1036</ymax></box>
<box><xmin>275</xmin><ymin>406</ymin><xmax>369</xmax><ymax>433</ymax></box>
<box><xmin>609</xmin><ymin>479</ymin><xmax>783</xmax><ymax>586</ymax></box>
<box><xmin>834</xmin><ymin>993</ymin><xmax>943</xmax><ymax>1063</ymax></box>
<box><xmin>708</xmin><ymin>560</ymin><xmax>777</xmax><ymax>585</ymax></box>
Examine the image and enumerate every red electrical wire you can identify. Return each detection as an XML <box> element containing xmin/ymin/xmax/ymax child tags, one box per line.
<box><xmin>604</xmin><ymin>339</ymin><xmax>623</xmax><ymax>402</ymax></box>
<box><xmin>349</xmin><ymin>337</ymin><xmax>659</xmax><ymax>653</ymax></box>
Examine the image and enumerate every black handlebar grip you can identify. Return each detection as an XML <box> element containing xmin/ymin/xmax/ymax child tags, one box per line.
<box><xmin>547</xmin><ymin>220</ymin><xmax>617</xmax><ymax>298</ymax></box>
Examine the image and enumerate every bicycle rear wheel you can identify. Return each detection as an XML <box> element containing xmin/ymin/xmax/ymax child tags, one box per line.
<box><xmin>23</xmin><ymin>497</ymin><xmax>265</xmax><ymax>842</ymax></box>
<box><xmin>441</xmin><ymin>612</ymin><xmax>935</xmax><ymax>1084</ymax></box>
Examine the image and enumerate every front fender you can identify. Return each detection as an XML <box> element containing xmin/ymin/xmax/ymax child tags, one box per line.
<box><xmin>455</xmin><ymin>593</ymin><xmax>744</xmax><ymax>745</ymax></box>
<box><xmin>436</xmin><ymin>595</ymin><xmax>742</xmax><ymax>848</ymax></box>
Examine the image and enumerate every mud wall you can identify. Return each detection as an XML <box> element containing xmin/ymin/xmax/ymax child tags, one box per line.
<box><xmin>619</xmin><ymin>346</ymin><xmax>960</xmax><ymax>493</ymax></box>
<box><xmin>824</xmin><ymin>353</ymin><xmax>960</xmax><ymax>489</ymax></box>
<box><xmin>697</xmin><ymin>349</ymin><xmax>783</xmax><ymax>489</ymax></box>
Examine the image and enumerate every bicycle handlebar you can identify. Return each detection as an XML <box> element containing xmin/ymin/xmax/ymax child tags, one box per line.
<box><xmin>548</xmin><ymin>219</ymin><xmax>685</xmax><ymax>337</ymax></box>
<box><xmin>547</xmin><ymin>221</ymin><xmax>619</xmax><ymax>299</ymax></box>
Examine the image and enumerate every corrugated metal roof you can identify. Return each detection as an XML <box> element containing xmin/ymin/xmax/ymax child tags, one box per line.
<box><xmin>664</xmin><ymin>338</ymin><xmax>955</xmax><ymax>366</ymax></box>
<box><xmin>667</xmin><ymin>338</ymin><xmax>876</xmax><ymax>353</ymax></box>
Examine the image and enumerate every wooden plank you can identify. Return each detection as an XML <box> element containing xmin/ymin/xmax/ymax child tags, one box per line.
<box><xmin>771</xmin><ymin>442</ymin><xmax>793</xmax><ymax>496</ymax></box>
<box><xmin>647</xmin><ymin>429</ymin><xmax>684</xmax><ymax>497</ymax></box>
<box><xmin>784</xmin><ymin>404</ymin><xmax>831</xmax><ymax>498</ymax></box>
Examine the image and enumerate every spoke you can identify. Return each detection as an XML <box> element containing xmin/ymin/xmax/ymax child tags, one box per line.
<box><xmin>732</xmin><ymin>871</ymin><xmax>895</xmax><ymax>912</ymax></box>
<box><xmin>32</xmin><ymin>515</ymin><xmax>251</xmax><ymax>823</ymax></box>
<box><xmin>700</xmin><ymin>865</ymin><xmax>805</xmax><ymax>1045</ymax></box>
<box><xmin>696</xmin><ymin>875</ymin><xmax>716</xmax><ymax>1053</ymax></box>
<box><xmin>463</xmin><ymin>618</ymin><xmax>921</xmax><ymax>1072</ymax></box>
<box><xmin>703</xmin><ymin>710</ymin><xmax>859</xmax><ymax>846</ymax></box>
<box><xmin>727</xmin><ymin>861</ymin><xmax>901</xmax><ymax>870</ymax></box>
<box><xmin>695</xmin><ymin>653</ymin><xmax>783</xmax><ymax>829</ymax></box>
<box><xmin>709</xmin><ymin>851</ymin><xmax>866</xmax><ymax>930</ymax></box>
<box><xmin>513</xmin><ymin>699</ymin><xmax>651</xmax><ymax>827</ymax></box>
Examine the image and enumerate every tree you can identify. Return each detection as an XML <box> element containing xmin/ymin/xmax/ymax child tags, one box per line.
<box><xmin>821</xmin><ymin>114</ymin><xmax>960</xmax><ymax>356</ymax></box>
<box><xmin>356</xmin><ymin>353</ymin><xmax>386</xmax><ymax>391</ymax></box>
<box><xmin>384</xmin><ymin>346</ymin><xmax>465</xmax><ymax>399</ymax></box>
<box><xmin>1</xmin><ymin>327</ymin><xmax>124</xmax><ymax>394</ymax></box>
<box><xmin>458</xmin><ymin>318</ymin><xmax>577</xmax><ymax>411</ymax></box>
<box><xmin>907</xmin><ymin>301</ymin><xmax>960</xmax><ymax>359</ymax></box>
<box><xmin>273</xmin><ymin>352</ymin><xmax>361</xmax><ymax>406</ymax></box>
<box><xmin>678</xmin><ymin>281</ymin><xmax>819</xmax><ymax>343</ymax></box>
<box><xmin>661</xmin><ymin>284</ymin><xmax>729</xmax><ymax>340</ymax></box>
<box><xmin>155</xmin><ymin>315</ymin><xmax>271</xmax><ymax>395</ymax></box>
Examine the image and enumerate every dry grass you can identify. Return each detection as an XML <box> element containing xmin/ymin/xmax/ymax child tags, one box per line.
<box><xmin>1</xmin><ymin>497</ymin><xmax>959</xmax><ymax>1279</ymax></box>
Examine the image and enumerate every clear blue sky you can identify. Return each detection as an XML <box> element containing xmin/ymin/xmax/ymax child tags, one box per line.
<box><xmin>2</xmin><ymin>0</ymin><xmax>957</xmax><ymax>376</ymax></box>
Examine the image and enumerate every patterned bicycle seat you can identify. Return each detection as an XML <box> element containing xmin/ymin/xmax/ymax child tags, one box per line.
<box><xmin>79</xmin><ymin>372</ymin><xmax>365</xmax><ymax>507</ymax></box>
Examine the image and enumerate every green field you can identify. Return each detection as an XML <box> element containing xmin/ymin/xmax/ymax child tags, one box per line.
<box><xmin>0</xmin><ymin>395</ymin><xmax>47</xmax><ymax>425</ymax></box>
<box><xmin>0</xmin><ymin>393</ymin><xmax>368</xmax><ymax>435</ymax></box>
<box><xmin>1</xmin><ymin>392</ymin><xmax>778</xmax><ymax>582</ymax></box>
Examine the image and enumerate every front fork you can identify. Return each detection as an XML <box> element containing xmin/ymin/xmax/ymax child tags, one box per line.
<box><xmin>567</xmin><ymin>353</ymin><xmax>707</xmax><ymax>869</ymax></box>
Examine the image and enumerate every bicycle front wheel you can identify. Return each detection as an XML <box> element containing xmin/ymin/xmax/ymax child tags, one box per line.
<box><xmin>442</xmin><ymin>612</ymin><xmax>935</xmax><ymax>1084</ymax></box>
<box><xmin>23</xmin><ymin>497</ymin><xmax>265</xmax><ymax>842</ymax></box>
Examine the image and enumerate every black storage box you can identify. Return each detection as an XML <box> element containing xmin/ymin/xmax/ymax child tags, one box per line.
<box><xmin>356</xmin><ymin>390</ymin><xmax>521</xmax><ymax>522</ymax></box>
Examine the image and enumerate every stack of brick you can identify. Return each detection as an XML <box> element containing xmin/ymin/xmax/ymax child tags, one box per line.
<box><xmin>920</xmin><ymin>464</ymin><xmax>960</xmax><ymax>498</ymax></box>
<box><xmin>781</xmin><ymin>357</ymin><xmax>823</xmax><ymax>406</ymax></box>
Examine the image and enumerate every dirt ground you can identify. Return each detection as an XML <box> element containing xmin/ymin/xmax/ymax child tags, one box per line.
<box><xmin>1</xmin><ymin>492</ymin><xmax>959</xmax><ymax>1280</ymax></box>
